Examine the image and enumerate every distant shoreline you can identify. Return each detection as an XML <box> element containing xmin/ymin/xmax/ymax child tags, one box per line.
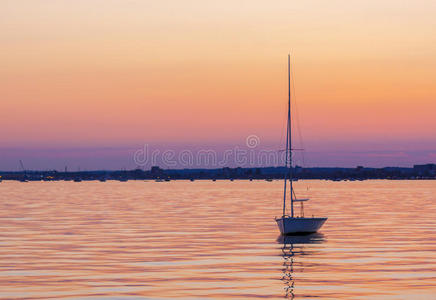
<box><xmin>1</xmin><ymin>164</ymin><xmax>435</xmax><ymax>182</ymax></box>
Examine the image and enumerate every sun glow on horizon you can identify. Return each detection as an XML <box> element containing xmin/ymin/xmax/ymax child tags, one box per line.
<box><xmin>1</xmin><ymin>0</ymin><xmax>435</xmax><ymax>169</ymax></box>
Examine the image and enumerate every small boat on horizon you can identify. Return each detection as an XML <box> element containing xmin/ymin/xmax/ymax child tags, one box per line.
<box><xmin>275</xmin><ymin>54</ymin><xmax>327</xmax><ymax>235</ymax></box>
<box><xmin>19</xmin><ymin>160</ymin><xmax>29</xmax><ymax>182</ymax></box>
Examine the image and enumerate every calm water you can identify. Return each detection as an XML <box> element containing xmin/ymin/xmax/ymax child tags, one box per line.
<box><xmin>0</xmin><ymin>180</ymin><xmax>435</xmax><ymax>299</ymax></box>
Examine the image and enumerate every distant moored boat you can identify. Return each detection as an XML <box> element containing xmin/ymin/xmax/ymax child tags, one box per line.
<box><xmin>275</xmin><ymin>54</ymin><xmax>327</xmax><ymax>235</ymax></box>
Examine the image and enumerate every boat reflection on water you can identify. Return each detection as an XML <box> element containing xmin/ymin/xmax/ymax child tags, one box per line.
<box><xmin>277</xmin><ymin>233</ymin><xmax>325</xmax><ymax>299</ymax></box>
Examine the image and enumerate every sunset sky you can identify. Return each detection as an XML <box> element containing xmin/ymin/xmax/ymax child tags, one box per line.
<box><xmin>1</xmin><ymin>1</ymin><xmax>435</xmax><ymax>170</ymax></box>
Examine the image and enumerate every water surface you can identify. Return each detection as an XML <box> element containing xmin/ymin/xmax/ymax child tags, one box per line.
<box><xmin>0</xmin><ymin>180</ymin><xmax>435</xmax><ymax>299</ymax></box>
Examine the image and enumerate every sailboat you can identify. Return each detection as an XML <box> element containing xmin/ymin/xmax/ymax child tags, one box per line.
<box><xmin>19</xmin><ymin>160</ymin><xmax>29</xmax><ymax>182</ymax></box>
<box><xmin>275</xmin><ymin>54</ymin><xmax>327</xmax><ymax>235</ymax></box>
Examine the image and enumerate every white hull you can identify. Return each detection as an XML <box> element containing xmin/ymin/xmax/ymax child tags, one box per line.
<box><xmin>276</xmin><ymin>217</ymin><xmax>327</xmax><ymax>235</ymax></box>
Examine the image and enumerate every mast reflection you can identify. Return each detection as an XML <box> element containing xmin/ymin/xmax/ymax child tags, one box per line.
<box><xmin>277</xmin><ymin>233</ymin><xmax>325</xmax><ymax>299</ymax></box>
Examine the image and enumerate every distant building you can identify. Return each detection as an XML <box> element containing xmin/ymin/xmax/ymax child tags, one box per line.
<box><xmin>150</xmin><ymin>166</ymin><xmax>164</xmax><ymax>176</ymax></box>
<box><xmin>413</xmin><ymin>164</ymin><xmax>436</xmax><ymax>176</ymax></box>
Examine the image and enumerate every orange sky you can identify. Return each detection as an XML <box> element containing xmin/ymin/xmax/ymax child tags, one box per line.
<box><xmin>1</xmin><ymin>1</ymin><xmax>435</xmax><ymax>168</ymax></box>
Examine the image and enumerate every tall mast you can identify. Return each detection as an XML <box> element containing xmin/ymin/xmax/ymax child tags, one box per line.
<box><xmin>282</xmin><ymin>56</ymin><xmax>289</xmax><ymax>216</ymax></box>
<box><xmin>282</xmin><ymin>54</ymin><xmax>294</xmax><ymax>217</ymax></box>
<box><xmin>288</xmin><ymin>54</ymin><xmax>294</xmax><ymax>218</ymax></box>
